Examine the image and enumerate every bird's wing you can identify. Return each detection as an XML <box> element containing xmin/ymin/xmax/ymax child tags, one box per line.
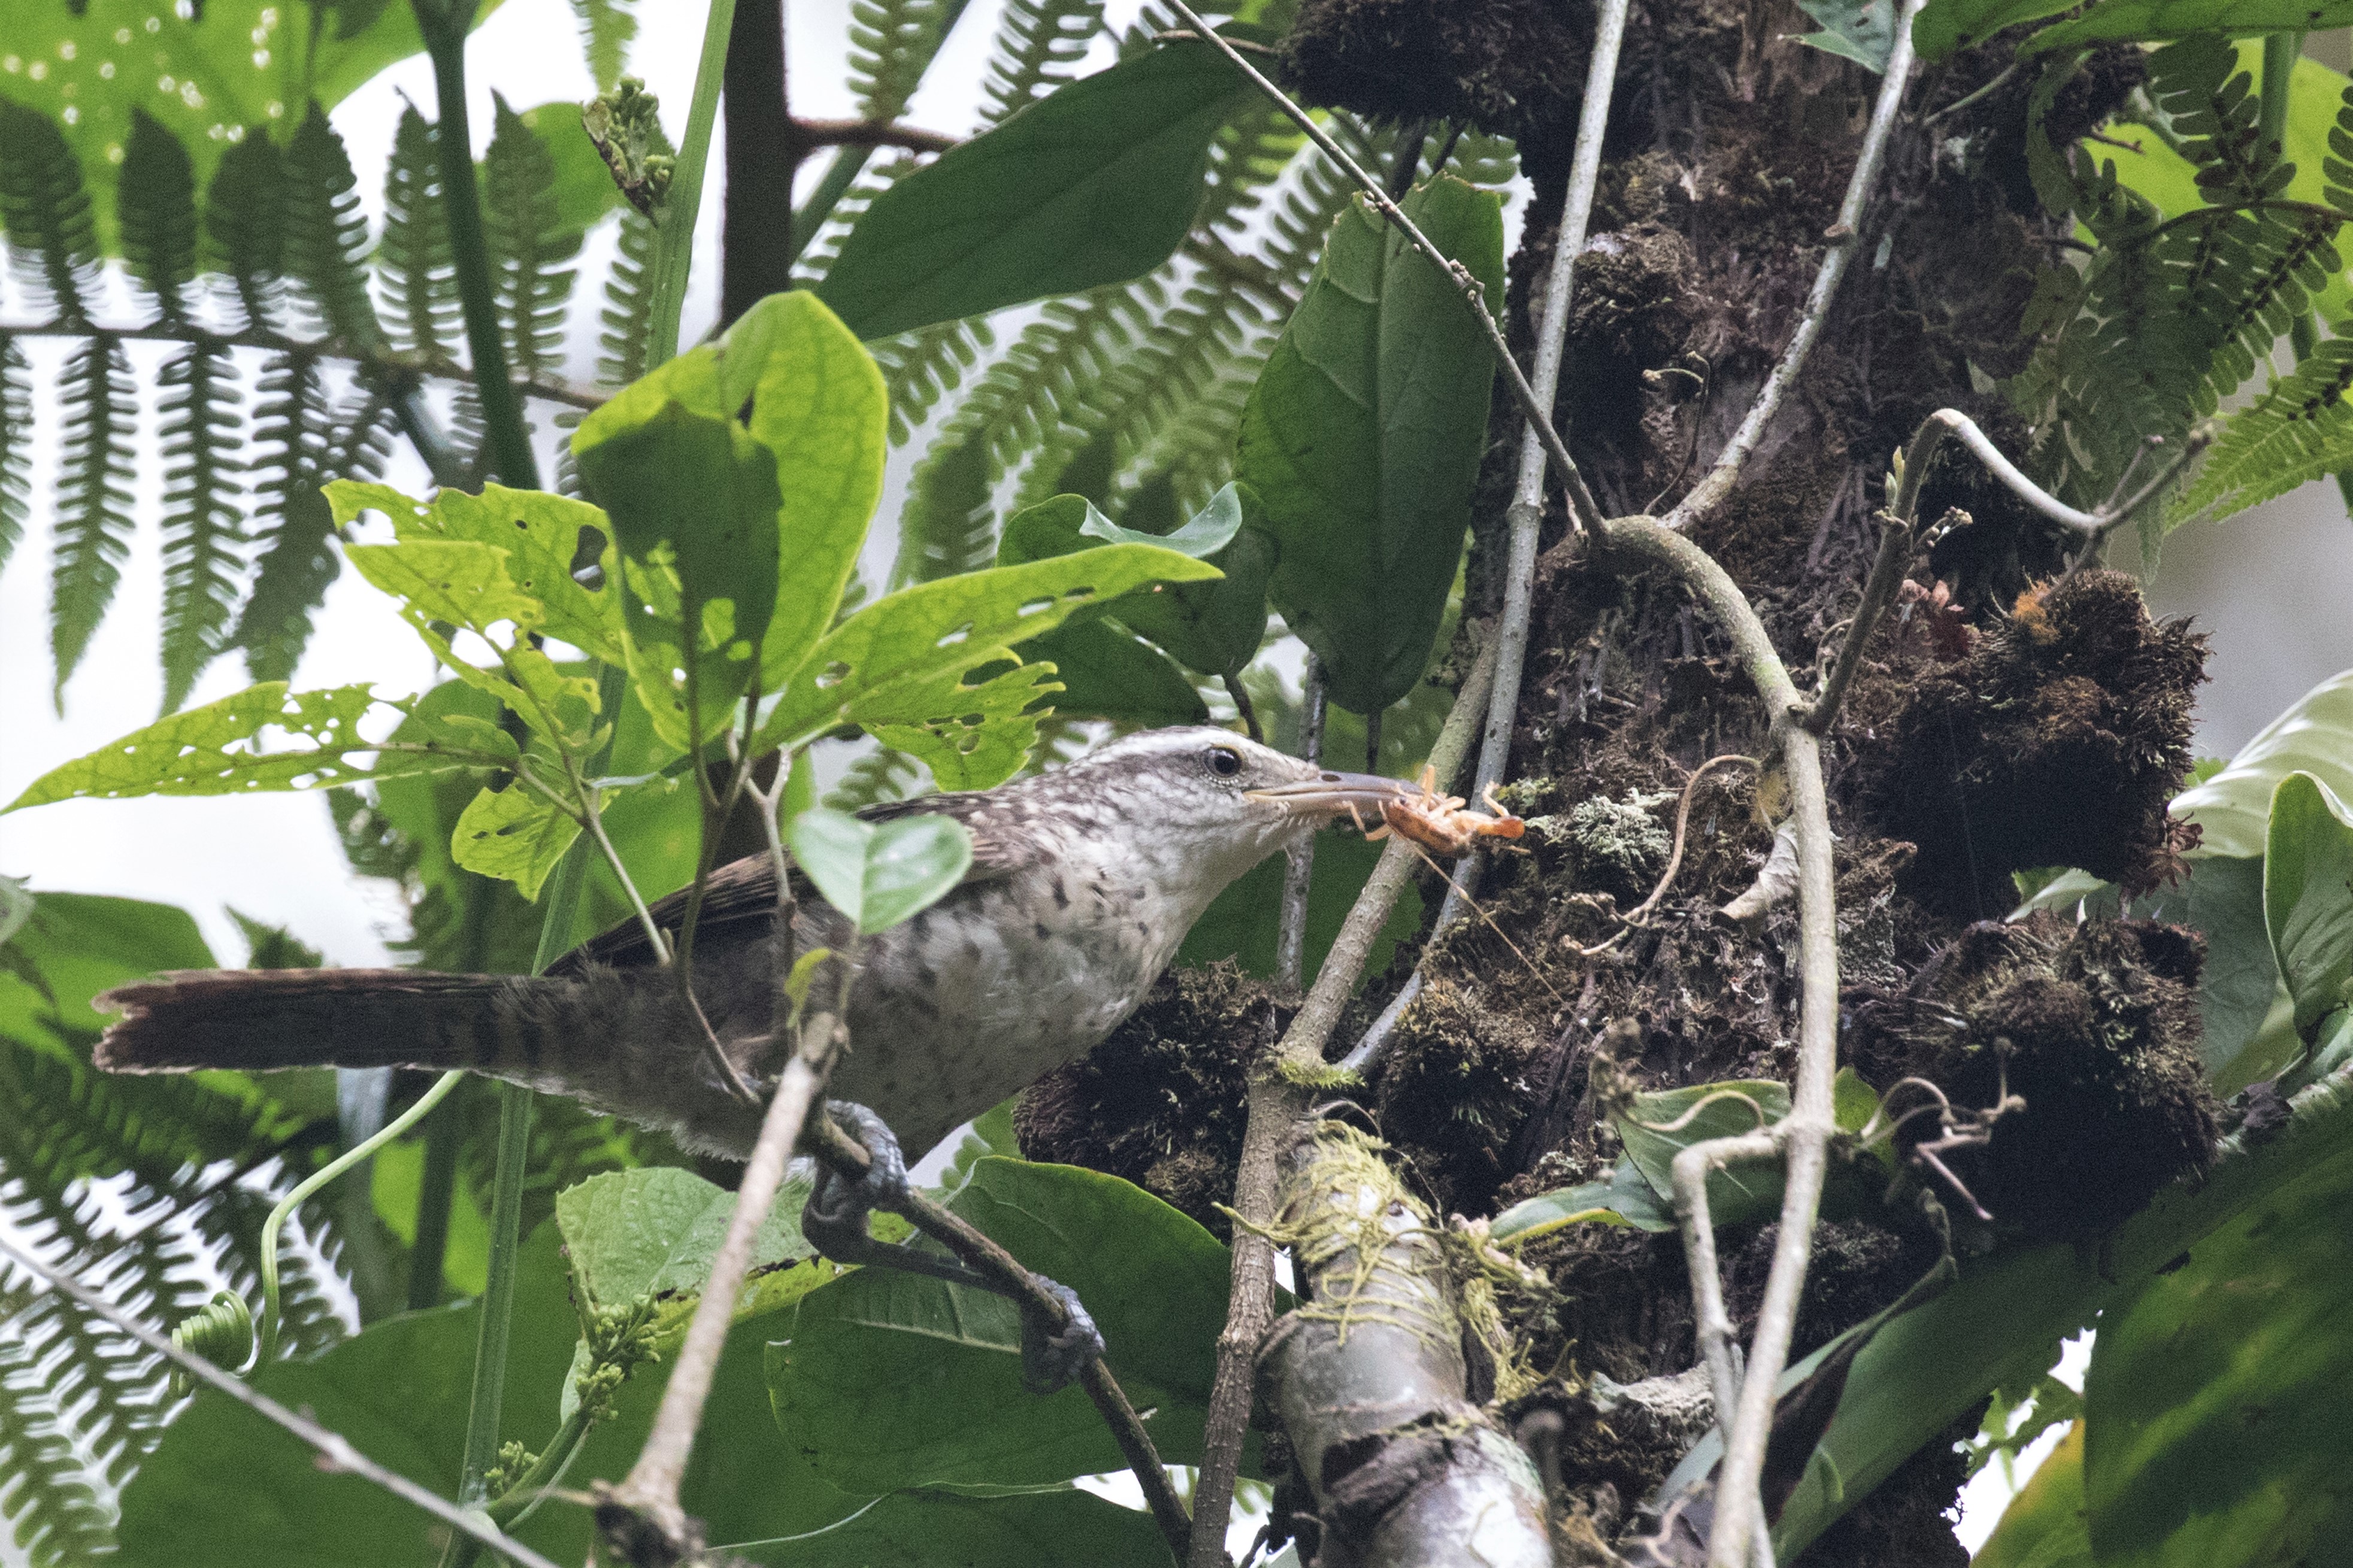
<box><xmin>552</xmin><ymin>791</ymin><xmax>1024</xmax><ymax>973</ymax></box>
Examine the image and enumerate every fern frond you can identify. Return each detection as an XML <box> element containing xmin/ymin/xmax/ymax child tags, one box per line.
<box><xmin>283</xmin><ymin>104</ymin><xmax>382</xmax><ymax>350</ymax></box>
<box><xmin>597</xmin><ymin>207</ymin><xmax>658</xmax><ymax>388</ymax></box>
<box><xmin>892</xmin><ymin>287</ymin><xmax>1155</xmax><ymax>583</ymax></box>
<box><xmin>156</xmin><ymin>344</ymin><xmax>247</xmax><ymax>713</ymax></box>
<box><xmin>980</xmin><ymin>0</ymin><xmax>1107</xmax><ymax>127</ymax></box>
<box><xmin>119</xmin><ymin>109</ymin><xmax>199</xmax><ymax>325</ymax></box>
<box><xmin>0</xmin><ymin>335</ymin><xmax>28</xmax><ymax>574</ymax></box>
<box><xmin>0</xmin><ymin>100</ymin><xmax>102</xmax><ymax>325</ymax></box>
<box><xmin>872</xmin><ymin>316</ymin><xmax>992</xmax><ymax>441</ymax></box>
<box><xmin>569</xmin><ymin>0</ymin><xmax>640</xmax><ymax>90</ymax></box>
<box><xmin>377</xmin><ymin>106</ymin><xmax>459</xmax><ymax>360</ymax></box>
<box><xmin>0</xmin><ymin>1308</ymin><xmax>114</xmax><ymax>1568</ymax></box>
<box><xmin>50</xmin><ymin>338</ymin><xmax>137</xmax><ymax>699</ymax></box>
<box><xmin>2178</xmin><ymin>335</ymin><xmax>2353</xmax><ymax>521</ymax></box>
<box><xmin>826</xmin><ymin>745</ymin><xmax>928</xmax><ymax>809</ymax></box>
<box><xmin>202</xmin><ymin>131</ymin><xmax>289</xmax><ymax>333</ymax></box>
<box><xmin>486</xmin><ymin>93</ymin><xmax>584</xmax><ymax>383</ymax></box>
<box><xmin>849</xmin><ymin>0</ymin><xmax>958</xmax><ymax>123</ymax></box>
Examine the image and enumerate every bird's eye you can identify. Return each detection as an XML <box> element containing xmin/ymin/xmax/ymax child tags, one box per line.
<box><xmin>1206</xmin><ymin>745</ymin><xmax>1243</xmax><ymax>778</ymax></box>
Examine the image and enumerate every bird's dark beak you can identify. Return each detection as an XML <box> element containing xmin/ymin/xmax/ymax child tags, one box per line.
<box><xmin>1246</xmin><ymin>770</ymin><xmax>1416</xmax><ymax>818</ymax></box>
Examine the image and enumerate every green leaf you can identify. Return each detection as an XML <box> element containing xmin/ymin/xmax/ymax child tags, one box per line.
<box><xmin>1490</xmin><ymin>1155</ymin><xmax>1677</xmax><ymax>1242</ymax></box>
<box><xmin>1912</xmin><ymin>0</ymin><xmax>2077</xmax><ymax>59</ymax></box>
<box><xmin>788</xmin><ymin>807</ymin><xmax>974</xmax><ymax>935</ymax></box>
<box><xmin>1019</xmin><ymin>620</ymin><xmax>1210</xmax><ymax>726</ymax></box>
<box><xmin>997</xmin><ymin>488</ymin><xmax>1246</xmax><ymax>567</ymax></box>
<box><xmin>864</xmin><ymin>659</ymin><xmax>1065</xmax><ymax>793</ymax></box>
<box><xmin>450</xmin><ymin>780</ymin><xmax>582</xmax><ymax>900</ymax></box>
<box><xmin>484</xmin><ymin>91</ymin><xmax>583</xmax><ymax>383</ymax></box>
<box><xmin>2084</xmin><ymin>1129</ymin><xmax>2353</xmax><ymax>1568</ymax></box>
<box><xmin>555</xmin><ymin>1165</ymin><xmax>826</xmax><ymax>1335</ymax></box>
<box><xmin>2261</xmin><ymin>772</ymin><xmax>2353</xmax><ymax>1039</ymax></box>
<box><xmin>1240</xmin><ymin>175</ymin><xmax>1504</xmax><ymax>715</ymax></box>
<box><xmin>1975</xmin><ymin>1423</ymin><xmax>2092</xmax><ymax>1568</ymax></box>
<box><xmin>282</xmin><ymin>102</ymin><xmax>381</xmax><ymax>348</ymax></box>
<box><xmin>768</xmin><ymin>1158</ymin><xmax>1247</xmax><ymax>1491</ymax></box>
<box><xmin>2025</xmin><ymin>0</ymin><xmax>2353</xmax><ymax>54</ymax></box>
<box><xmin>1615</xmin><ymin>1079</ymin><xmax>1794</xmax><ymax>1227</ymax></box>
<box><xmin>1</xmin><ymin>682</ymin><xmax>502</xmax><ymax>815</ymax></box>
<box><xmin>2173</xmin><ymin>669</ymin><xmax>2353</xmax><ymax>860</ymax></box>
<box><xmin>0</xmin><ymin>1</ymin><xmax>505</xmax><ymax>253</ymax></box>
<box><xmin>1794</xmin><ymin>0</ymin><xmax>1898</xmax><ymax>71</ymax></box>
<box><xmin>1175</xmin><ymin>829</ymin><xmax>1422</xmax><ymax>987</ymax></box>
<box><xmin>733</xmin><ymin>292</ymin><xmax>890</xmax><ymax>687</ymax></box>
<box><xmin>573</xmin><ymin>394</ymin><xmax>783</xmax><ymax>750</ymax></box>
<box><xmin>509</xmin><ymin>98</ymin><xmax>621</xmax><ymax>238</ymax></box>
<box><xmin>325</xmin><ymin>480</ymin><xmax>625</xmax><ymax>664</ymax></box>
<box><xmin>1116</xmin><ymin>514</ymin><xmax>1277</xmax><ymax>681</ymax></box>
<box><xmin>751</xmin><ymin>544</ymin><xmax>1221</xmax><ymax>759</ymax></box>
<box><xmin>114</xmin><ymin>1220</ymin><xmax>844</xmax><ymax>1567</ymax></box>
<box><xmin>0</xmin><ymin>893</ymin><xmax>214</xmax><ymax>1055</ymax></box>
<box><xmin>816</xmin><ymin>40</ymin><xmax>1254</xmax><ymax>339</ymax></box>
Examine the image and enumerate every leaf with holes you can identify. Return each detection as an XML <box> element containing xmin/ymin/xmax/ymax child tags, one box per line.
<box><xmin>0</xmin><ymin>683</ymin><xmax>509</xmax><ymax>815</ymax></box>
<box><xmin>788</xmin><ymin>808</ymin><xmax>973</xmax><ymax>935</ymax></box>
<box><xmin>326</xmin><ymin>480</ymin><xmax>623</xmax><ymax>663</ymax></box>
<box><xmin>751</xmin><ymin>544</ymin><xmax>1221</xmax><ymax>759</ymax></box>
<box><xmin>450</xmin><ymin>778</ymin><xmax>582</xmax><ymax>901</ymax></box>
<box><xmin>864</xmin><ymin>660</ymin><xmax>1064</xmax><ymax>793</ymax></box>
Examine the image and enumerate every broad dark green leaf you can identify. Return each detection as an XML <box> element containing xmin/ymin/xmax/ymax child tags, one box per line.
<box><xmin>507</xmin><ymin>98</ymin><xmax>620</xmax><ymax>236</ymax></box>
<box><xmin>2172</xmin><ymin>669</ymin><xmax>2353</xmax><ymax>860</ymax></box>
<box><xmin>817</xmin><ymin>41</ymin><xmax>1253</xmax><ymax>339</ymax></box>
<box><xmin>1615</xmin><ymin>1079</ymin><xmax>1793</xmax><ymax>1227</ymax></box>
<box><xmin>0</xmin><ymin>893</ymin><xmax>213</xmax><ymax>1055</ymax></box>
<box><xmin>767</xmin><ymin>1158</ymin><xmax>1245</xmax><ymax>1492</ymax></box>
<box><xmin>1910</xmin><ymin>0</ymin><xmax>2075</xmax><ymax>58</ymax></box>
<box><xmin>2084</xmin><ymin>1129</ymin><xmax>2353</xmax><ymax>1568</ymax></box>
<box><xmin>765</xmin><ymin>1485</ymin><xmax>1174</xmax><ymax>1567</ymax></box>
<box><xmin>1240</xmin><ymin>175</ymin><xmax>1504</xmax><ymax>715</ymax></box>
<box><xmin>1175</xmin><ymin>829</ymin><xmax>1422</xmax><ymax>987</ymax></box>
<box><xmin>576</xmin><ymin>393</ymin><xmax>783</xmax><ymax>750</ymax></box>
<box><xmin>997</xmin><ymin>489</ymin><xmax>1244</xmax><ymax>568</ymax></box>
<box><xmin>1975</xmin><ymin>1423</ymin><xmax>2092</xmax><ymax>1568</ymax></box>
<box><xmin>1681</xmin><ymin>1064</ymin><xmax>2353</xmax><ymax>1560</ymax></box>
<box><xmin>2024</xmin><ymin>0</ymin><xmax>2353</xmax><ymax>53</ymax></box>
<box><xmin>1020</xmin><ymin>620</ymin><xmax>1210</xmax><ymax>727</ymax></box>
<box><xmin>114</xmin><ymin>1221</ymin><xmax>841</xmax><ymax>1566</ymax></box>
<box><xmin>0</xmin><ymin>0</ymin><xmax>505</xmax><ymax>251</ymax></box>
<box><xmin>2262</xmin><ymin>772</ymin><xmax>2353</xmax><ymax>1039</ymax></box>
<box><xmin>789</xmin><ymin>806</ymin><xmax>975</xmax><ymax>935</ymax></box>
<box><xmin>1491</xmin><ymin>1155</ymin><xmax>1677</xmax><ymax>1241</ymax></box>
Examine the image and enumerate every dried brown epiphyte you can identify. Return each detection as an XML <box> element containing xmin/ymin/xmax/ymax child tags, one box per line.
<box><xmin>1860</xmin><ymin>569</ymin><xmax>2206</xmax><ymax>919</ymax></box>
<box><xmin>1275</xmin><ymin>0</ymin><xmax>1593</xmax><ymax>156</ymax></box>
<box><xmin>1013</xmin><ymin>962</ymin><xmax>1276</xmax><ymax>1238</ymax></box>
<box><xmin>1849</xmin><ymin>915</ymin><xmax>2220</xmax><ymax>1240</ymax></box>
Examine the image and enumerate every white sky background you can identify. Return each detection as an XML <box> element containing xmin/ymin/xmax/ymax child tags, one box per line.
<box><xmin>4</xmin><ymin>4</ymin><xmax>2353</xmax><ymax>1553</ymax></box>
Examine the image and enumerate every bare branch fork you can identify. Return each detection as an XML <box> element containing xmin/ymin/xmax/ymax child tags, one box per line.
<box><xmin>0</xmin><ymin>1233</ymin><xmax>570</xmax><ymax>1568</ymax></box>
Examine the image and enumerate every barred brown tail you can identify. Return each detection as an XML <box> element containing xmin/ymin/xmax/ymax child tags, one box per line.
<box><xmin>94</xmin><ymin>969</ymin><xmax>536</xmax><ymax>1076</ymax></box>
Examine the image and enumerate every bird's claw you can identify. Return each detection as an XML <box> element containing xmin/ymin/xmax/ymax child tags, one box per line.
<box><xmin>1022</xmin><ymin>1278</ymin><xmax>1104</xmax><ymax>1394</ymax></box>
<box><xmin>803</xmin><ymin>1101</ymin><xmax>1106</xmax><ymax>1396</ymax></box>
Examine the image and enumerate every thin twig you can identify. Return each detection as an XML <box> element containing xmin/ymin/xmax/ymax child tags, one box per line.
<box><xmin>1158</xmin><ymin>2</ymin><xmax>1607</xmax><ymax>537</ymax></box>
<box><xmin>1342</xmin><ymin>4</ymin><xmax>1629</xmax><ymax>1072</ymax></box>
<box><xmin>1661</xmin><ymin>0</ymin><xmax>1928</xmax><ymax>533</ymax></box>
<box><xmin>0</xmin><ymin>1233</ymin><xmax>569</xmax><ymax>1568</ymax></box>
<box><xmin>1275</xmin><ymin>654</ymin><xmax>1327</xmax><ymax>992</ymax></box>
<box><xmin>1222</xmin><ymin>674</ymin><xmax>1264</xmax><ymax>744</ymax></box>
<box><xmin>1624</xmin><ymin>754</ymin><xmax>1760</xmax><ymax>923</ymax></box>
<box><xmin>601</xmin><ymin>969</ymin><xmax>852</xmax><ymax>1557</ymax></box>
<box><xmin>800</xmin><ymin>1116</ymin><xmax>1197</xmax><ymax>1560</ymax></box>
<box><xmin>1186</xmin><ymin>635</ymin><xmax>1498</xmax><ymax>1568</ymax></box>
<box><xmin>1801</xmin><ymin>504</ymin><xmax>1915</xmax><ymax>735</ymax></box>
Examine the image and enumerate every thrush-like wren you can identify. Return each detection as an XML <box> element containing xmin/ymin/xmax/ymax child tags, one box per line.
<box><xmin>96</xmin><ymin>727</ymin><xmax>1414</xmax><ymax>1160</ymax></box>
